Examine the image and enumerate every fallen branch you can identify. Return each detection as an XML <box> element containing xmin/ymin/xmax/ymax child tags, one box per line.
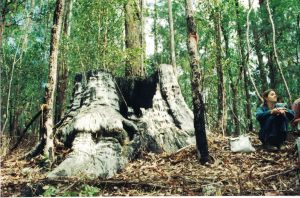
<box><xmin>19</xmin><ymin>138</ymin><xmax>46</xmax><ymax>160</ymax></box>
<box><xmin>260</xmin><ymin>156</ymin><xmax>280</xmax><ymax>165</ymax></box>
<box><xmin>61</xmin><ymin>181</ymin><xmax>78</xmax><ymax>193</ymax></box>
<box><xmin>45</xmin><ymin>178</ymin><xmax>168</xmax><ymax>190</ymax></box>
<box><xmin>263</xmin><ymin>167</ymin><xmax>299</xmax><ymax>180</ymax></box>
<box><xmin>9</xmin><ymin>110</ymin><xmax>42</xmax><ymax>152</ymax></box>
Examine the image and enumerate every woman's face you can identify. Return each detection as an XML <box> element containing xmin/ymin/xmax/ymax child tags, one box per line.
<box><xmin>266</xmin><ymin>91</ymin><xmax>277</xmax><ymax>103</ymax></box>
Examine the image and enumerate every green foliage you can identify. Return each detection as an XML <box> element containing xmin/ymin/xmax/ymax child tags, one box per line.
<box><xmin>62</xmin><ymin>191</ymin><xmax>78</xmax><ymax>197</ymax></box>
<box><xmin>43</xmin><ymin>185</ymin><xmax>57</xmax><ymax>197</ymax></box>
<box><xmin>1</xmin><ymin>0</ymin><xmax>299</xmax><ymax>136</ymax></box>
<box><xmin>80</xmin><ymin>184</ymin><xmax>100</xmax><ymax>196</ymax></box>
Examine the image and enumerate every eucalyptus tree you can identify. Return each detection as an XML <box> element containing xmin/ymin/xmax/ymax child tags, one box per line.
<box><xmin>55</xmin><ymin>0</ymin><xmax>73</xmax><ymax>123</ymax></box>
<box><xmin>235</xmin><ymin>0</ymin><xmax>253</xmax><ymax>132</ymax></box>
<box><xmin>219</xmin><ymin>0</ymin><xmax>242</xmax><ymax>135</ymax></box>
<box><xmin>124</xmin><ymin>0</ymin><xmax>143</xmax><ymax>76</ymax></box>
<box><xmin>257</xmin><ymin>0</ymin><xmax>299</xmax><ymax>100</ymax></box>
<box><xmin>185</xmin><ymin>0</ymin><xmax>210</xmax><ymax>164</ymax></box>
<box><xmin>40</xmin><ymin>0</ymin><xmax>65</xmax><ymax>161</ymax></box>
<box><xmin>0</xmin><ymin>0</ymin><xmax>11</xmax><ymax>53</ymax></box>
<box><xmin>1</xmin><ymin>0</ymin><xmax>41</xmax><ymax>134</ymax></box>
<box><xmin>212</xmin><ymin>0</ymin><xmax>226</xmax><ymax>134</ymax></box>
<box><xmin>66</xmin><ymin>1</ymin><xmax>125</xmax><ymax>76</ymax></box>
<box><xmin>245</xmin><ymin>0</ymin><xmax>263</xmax><ymax>101</ymax></box>
<box><xmin>168</xmin><ymin>0</ymin><xmax>176</xmax><ymax>71</ymax></box>
<box><xmin>249</xmin><ymin>6</ymin><xmax>268</xmax><ymax>92</ymax></box>
<box><xmin>265</xmin><ymin>0</ymin><xmax>292</xmax><ymax>104</ymax></box>
<box><xmin>153</xmin><ymin>0</ymin><xmax>158</xmax><ymax>59</ymax></box>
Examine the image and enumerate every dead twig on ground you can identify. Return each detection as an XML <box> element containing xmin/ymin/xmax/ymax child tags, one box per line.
<box><xmin>263</xmin><ymin>167</ymin><xmax>299</xmax><ymax>181</ymax></box>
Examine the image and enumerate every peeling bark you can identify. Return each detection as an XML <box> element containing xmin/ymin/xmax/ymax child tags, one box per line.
<box><xmin>42</xmin><ymin>0</ymin><xmax>65</xmax><ymax>161</ymax></box>
<box><xmin>185</xmin><ymin>0</ymin><xmax>210</xmax><ymax>164</ymax></box>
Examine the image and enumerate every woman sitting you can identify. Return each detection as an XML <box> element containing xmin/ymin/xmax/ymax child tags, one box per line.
<box><xmin>256</xmin><ymin>89</ymin><xmax>294</xmax><ymax>150</ymax></box>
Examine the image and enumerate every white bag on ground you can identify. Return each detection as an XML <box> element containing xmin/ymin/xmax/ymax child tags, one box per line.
<box><xmin>230</xmin><ymin>135</ymin><xmax>256</xmax><ymax>152</ymax></box>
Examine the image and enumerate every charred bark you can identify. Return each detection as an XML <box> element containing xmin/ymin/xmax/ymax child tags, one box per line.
<box><xmin>185</xmin><ymin>0</ymin><xmax>210</xmax><ymax>164</ymax></box>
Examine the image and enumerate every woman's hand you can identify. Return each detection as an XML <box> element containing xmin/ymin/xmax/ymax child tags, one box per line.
<box><xmin>271</xmin><ymin>108</ymin><xmax>287</xmax><ymax>116</ymax></box>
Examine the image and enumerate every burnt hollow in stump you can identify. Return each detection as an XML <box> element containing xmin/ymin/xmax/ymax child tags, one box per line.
<box><xmin>48</xmin><ymin>64</ymin><xmax>195</xmax><ymax>179</ymax></box>
<box><xmin>116</xmin><ymin>73</ymin><xmax>158</xmax><ymax>118</ymax></box>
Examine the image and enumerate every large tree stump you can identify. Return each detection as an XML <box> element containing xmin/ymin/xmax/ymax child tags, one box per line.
<box><xmin>48</xmin><ymin>64</ymin><xmax>195</xmax><ymax>179</ymax></box>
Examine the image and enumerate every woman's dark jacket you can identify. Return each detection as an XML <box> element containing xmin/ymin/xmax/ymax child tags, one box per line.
<box><xmin>256</xmin><ymin>105</ymin><xmax>294</xmax><ymax>146</ymax></box>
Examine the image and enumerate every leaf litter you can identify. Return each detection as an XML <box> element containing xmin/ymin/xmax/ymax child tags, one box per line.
<box><xmin>1</xmin><ymin>132</ymin><xmax>300</xmax><ymax>196</ymax></box>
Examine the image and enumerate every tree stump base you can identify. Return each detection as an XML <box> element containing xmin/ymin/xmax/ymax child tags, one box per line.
<box><xmin>48</xmin><ymin>64</ymin><xmax>195</xmax><ymax>179</ymax></box>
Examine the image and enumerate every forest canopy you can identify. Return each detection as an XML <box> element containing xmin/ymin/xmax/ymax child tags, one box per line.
<box><xmin>1</xmin><ymin>0</ymin><xmax>299</xmax><ymax>147</ymax></box>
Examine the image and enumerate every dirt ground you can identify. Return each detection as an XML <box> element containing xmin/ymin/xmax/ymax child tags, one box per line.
<box><xmin>1</xmin><ymin>131</ymin><xmax>300</xmax><ymax>196</ymax></box>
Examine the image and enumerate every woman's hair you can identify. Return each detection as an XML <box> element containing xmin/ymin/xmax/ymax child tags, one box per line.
<box><xmin>261</xmin><ymin>89</ymin><xmax>275</xmax><ymax>106</ymax></box>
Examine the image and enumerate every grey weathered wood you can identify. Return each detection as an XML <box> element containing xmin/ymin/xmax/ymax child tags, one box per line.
<box><xmin>48</xmin><ymin>65</ymin><xmax>195</xmax><ymax>179</ymax></box>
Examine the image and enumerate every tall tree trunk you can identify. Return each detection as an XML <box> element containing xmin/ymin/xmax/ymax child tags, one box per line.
<box><xmin>265</xmin><ymin>0</ymin><xmax>292</xmax><ymax>104</ymax></box>
<box><xmin>140</xmin><ymin>0</ymin><xmax>145</xmax><ymax>76</ymax></box>
<box><xmin>0</xmin><ymin>0</ymin><xmax>8</xmax><ymax>55</ymax></box>
<box><xmin>168</xmin><ymin>0</ymin><xmax>176</xmax><ymax>72</ymax></box>
<box><xmin>104</xmin><ymin>24</ymin><xmax>108</xmax><ymax>68</ymax></box>
<box><xmin>2</xmin><ymin>41</ymin><xmax>23</xmax><ymax>133</ymax></box>
<box><xmin>42</xmin><ymin>0</ymin><xmax>65</xmax><ymax>161</ymax></box>
<box><xmin>229</xmin><ymin>75</ymin><xmax>241</xmax><ymax>136</ymax></box>
<box><xmin>1</xmin><ymin>0</ymin><xmax>35</xmax><ymax>133</ymax></box>
<box><xmin>22</xmin><ymin>0</ymin><xmax>35</xmax><ymax>49</ymax></box>
<box><xmin>153</xmin><ymin>0</ymin><xmax>158</xmax><ymax>65</ymax></box>
<box><xmin>9</xmin><ymin>104</ymin><xmax>14</xmax><ymax>137</ymax></box>
<box><xmin>124</xmin><ymin>0</ymin><xmax>143</xmax><ymax>77</ymax></box>
<box><xmin>296</xmin><ymin>14</ymin><xmax>300</xmax><ymax>65</ymax></box>
<box><xmin>213</xmin><ymin>4</ymin><xmax>226</xmax><ymax>134</ymax></box>
<box><xmin>252</xmin><ymin>17</ymin><xmax>268</xmax><ymax>92</ymax></box>
<box><xmin>235</xmin><ymin>0</ymin><xmax>253</xmax><ymax>132</ymax></box>
<box><xmin>185</xmin><ymin>0</ymin><xmax>210</xmax><ymax>164</ymax></box>
<box><xmin>265</xmin><ymin>33</ymin><xmax>277</xmax><ymax>89</ymax></box>
<box><xmin>63</xmin><ymin>0</ymin><xmax>73</xmax><ymax>36</ymax></box>
<box><xmin>246</xmin><ymin>0</ymin><xmax>263</xmax><ymax>102</ymax></box>
<box><xmin>221</xmin><ymin>20</ymin><xmax>240</xmax><ymax>136</ymax></box>
<box><xmin>97</xmin><ymin>10</ymin><xmax>102</xmax><ymax>65</ymax></box>
<box><xmin>55</xmin><ymin>0</ymin><xmax>73</xmax><ymax>123</ymax></box>
<box><xmin>0</xmin><ymin>1</ymin><xmax>8</xmax><ymax>128</ymax></box>
<box><xmin>268</xmin><ymin>51</ymin><xmax>277</xmax><ymax>89</ymax></box>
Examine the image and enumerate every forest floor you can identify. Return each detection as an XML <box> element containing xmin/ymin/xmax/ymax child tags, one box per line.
<box><xmin>1</xmin><ymin>131</ymin><xmax>300</xmax><ymax>197</ymax></box>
